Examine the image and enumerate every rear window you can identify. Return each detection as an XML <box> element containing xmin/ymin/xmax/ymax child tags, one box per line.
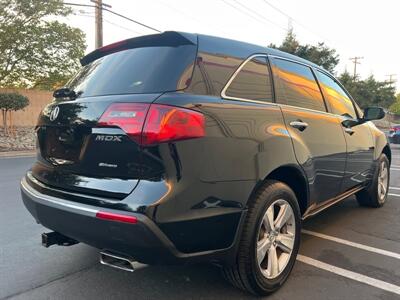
<box><xmin>66</xmin><ymin>45</ymin><xmax>196</xmax><ymax>97</ymax></box>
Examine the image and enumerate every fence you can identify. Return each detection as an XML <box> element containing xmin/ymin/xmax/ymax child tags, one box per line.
<box><xmin>0</xmin><ymin>88</ymin><xmax>53</xmax><ymax>127</ymax></box>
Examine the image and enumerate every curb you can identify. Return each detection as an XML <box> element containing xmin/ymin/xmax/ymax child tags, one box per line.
<box><xmin>0</xmin><ymin>150</ymin><xmax>36</xmax><ymax>158</ymax></box>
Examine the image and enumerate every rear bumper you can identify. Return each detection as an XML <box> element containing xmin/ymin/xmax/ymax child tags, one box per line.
<box><xmin>20</xmin><ymin>176</ymin><xmax>243</xmax><ymax>265</ymax></box>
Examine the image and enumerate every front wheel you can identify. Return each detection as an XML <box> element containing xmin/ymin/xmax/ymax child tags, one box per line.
<box><xmin>356</xmin><ymin>153</ymin><xmax>390</xmax><ymax>207</ymax></box>
<box><xmin>222</xmin><ymin>180</ymin><xmax>301</xmax><ymax>296</ymax></box>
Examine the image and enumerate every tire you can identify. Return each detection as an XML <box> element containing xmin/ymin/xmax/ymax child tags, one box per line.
<box><xmin>356</xmin><ymin>153</ymin><xmax>390</xmax><ymax>208</ymax></box>
<box><xmin>222</xmin><ymin>180</ymin><xmax>301</xmax><ymax>296</ymax></box>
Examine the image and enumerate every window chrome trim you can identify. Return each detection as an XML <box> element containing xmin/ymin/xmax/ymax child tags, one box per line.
<box><xmin>221</xmin><ymin>53</ymin><xmax>273</xmax><ymax>103</ymax></box>
<box><xmin>220</xmin><ymin>53</ymin><xmax>351</xmax><ymax>118</ymax></box>
<box><xmin>270</xmin><ymin>55</ymin><xmax>328</xmax><ymax>113</ymax></box>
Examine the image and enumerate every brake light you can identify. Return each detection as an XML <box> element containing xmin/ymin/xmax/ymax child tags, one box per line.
<box><xmin>98</xmin><ymin>103</ymin><xmax>149</xmax><ymax>144</ymax></box>
<box><xmin>96</xmin><ymin>211</ymin><xmax>138</xmax><ymax>224</ymax></box>
<box><xmin>98</xmin><ymin>103</ymin><xmax>205</xmax><ymax>146</ymax></box>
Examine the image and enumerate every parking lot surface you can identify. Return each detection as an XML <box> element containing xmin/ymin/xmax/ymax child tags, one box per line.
<box><xmin>1</xmin><ymin>147</ymin><xmax>400</xmax><ymax>300</ymax></box>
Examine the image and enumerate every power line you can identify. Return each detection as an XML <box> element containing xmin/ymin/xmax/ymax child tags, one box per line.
<box><xmin>73</xmin><ymin>12</ymin><xmax>143</xmax><ymax>35</ymax></box>
<box><xmin>260</xmin><ymin>0</ymin><xmax>331</xmax><ymax>42</ymax></box>
<box><xmin>220</xmin><ymin>0</ymin><xmax>286</xmax><ymax>32</ymax></box>
<box><xmin>64</xmin><ymin>2</ymin><xmax>161</xmax><ymax>33</ymax></box>
<box><xmin>231</xmin><ymin>0</ymin><xmax>286</xmax><ymax>31</ymax></box>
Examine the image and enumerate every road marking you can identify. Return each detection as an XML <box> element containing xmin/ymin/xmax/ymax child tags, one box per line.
<box><xmin>297</xmin><ymin>255</ymin><xmax>400</xmax><ymax>296</ymax></box>
<box><xmin>390</xmin><ymin>168</ymin><xmax>400</xmax><ymax>171</ymax></box>
<box><xmin>391</xmin><ymin>165</ymin><xmax>400</xmax><ymax>168</ymax></box>
<box><xmin>388</xmin><ymin>193</ymin><xmax>400</xmax><ymax>197</ymax></box>
<box><xmin>302</xmin><ymin>229</ymin><xmax>400</xmax><ymax>260</ymax></box>
<box><xmin>390</xmin><ymin>186</ymin><xmax>400</xmax><ymax>190</ymax></box>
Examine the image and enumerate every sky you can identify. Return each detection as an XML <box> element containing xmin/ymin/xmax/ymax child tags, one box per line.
<box><xmin>63</xmin><ymin>0</ymin><xmax>400</xmax><ymax>91</ymax></box>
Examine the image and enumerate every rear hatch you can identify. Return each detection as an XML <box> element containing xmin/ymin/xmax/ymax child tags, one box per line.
<box><xmin>31</xmin><ymin>32</ymin><xmax>197</xmax><ymax>200</ymax></box>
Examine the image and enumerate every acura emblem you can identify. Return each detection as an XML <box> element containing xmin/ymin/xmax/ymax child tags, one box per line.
<box><xmin>49</xmin><ymin>106</ymin><xmax>60</xmax><ymax>121</ymax></box>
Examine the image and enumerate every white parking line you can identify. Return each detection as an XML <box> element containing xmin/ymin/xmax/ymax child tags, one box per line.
<box><xmin>388</xmin><ymin>193</ymin><xmax>400</xmax><ymax>197</ymax></box>
<box><xmin>297</xmin><ymin>255</ymin><xmax>400</xmax><ymax>296</ymax></box>
<box><xmin>390</xmin><ymin>168</ymin><xmax>400</xmax><ymax>171</ymax></box>
<box><xmin>390</xmin><ymin>186</ymin><xmax>400</xmax><ymax>190</ymax></box>
<box><xmin>302</xmin><ymin>229</ymin><xmax>400</xmax><ymax>260</ymax></box>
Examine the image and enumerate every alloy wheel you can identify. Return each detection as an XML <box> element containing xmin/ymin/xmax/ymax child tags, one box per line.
<box><xmin>256</xmin><ymin>199</ymin><xmax>295</xmax><ymax>279</ymax></box>
<box><xmin>377</xmin><ymin>161</ymin><xmax>389</xmax><ymax>203</ymax></box>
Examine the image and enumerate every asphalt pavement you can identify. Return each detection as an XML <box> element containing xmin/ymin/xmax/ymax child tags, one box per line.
<box><xmin>1</xmin><ymin>148</ymin><xmax>400</xmax><ymax>300</ymax></box>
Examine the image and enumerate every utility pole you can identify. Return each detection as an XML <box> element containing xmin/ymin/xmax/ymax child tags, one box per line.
<box><xmin>287</xmin><ymin>17</ymin><xmax>293</xmax><ymax>33</ymax></box>
<box><xmin>90</xmin><ymin>0</ymin><xmax>111</xmax><ymax>49</ymax></box>
<box><xmin>349</xmin><ymin>56</ymin><xmax>363</xmax><ymax>81</ymax></box>
<box><xmin>386</xmin><ymin>74</ymin><xmax>397</xmax><ymax>87</ymax></box>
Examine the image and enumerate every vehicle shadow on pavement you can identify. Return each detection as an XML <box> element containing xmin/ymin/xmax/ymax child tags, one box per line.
<box><xmin>13</xmin><ymin>260</ymin><xmax>259</xmax><ymax>299</ymax></box>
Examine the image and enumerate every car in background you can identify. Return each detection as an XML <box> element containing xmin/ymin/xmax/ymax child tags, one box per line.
<box><xmin>389</xmin><ymin>125</ymin><xmax>400</xmax><ymax>143</ymax></box>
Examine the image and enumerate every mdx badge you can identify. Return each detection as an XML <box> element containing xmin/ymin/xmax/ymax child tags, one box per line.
<box><xmin>95</xmin><ymin>135</ymin><xmax>122</xmax><ymax>142</ymax></box>
<box><xmin>49</xmin><ymin>106</ymin><xmax>60</xmax><ymax>121</ymax></box>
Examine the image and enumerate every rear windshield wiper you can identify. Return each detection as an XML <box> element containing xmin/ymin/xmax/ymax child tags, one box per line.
<box><xmin>53</xmin><ymin>88</ymin><xmax>79</xmax><ymax>100</ymax></box>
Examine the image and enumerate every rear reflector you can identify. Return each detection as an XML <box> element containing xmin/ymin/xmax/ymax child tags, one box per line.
<box><xmin>96</xmin><ymin>211</ymin><xmax>138</xmax><ymax>224</ymax></box>
<box><xmin>98</xmin><ymin>103</ymin><xmax>205</xmax><ymax>146</ymax></box>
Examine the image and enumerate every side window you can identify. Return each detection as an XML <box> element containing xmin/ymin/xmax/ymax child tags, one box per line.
<box><xmin>316</xmin><ymin>71</ymin><xmax>357</xmax><ymax>119</ymax></box>
<box><xmin>272</xmin><ymin>58</ymin><xmax>326</xmax><ymax>112</ymax></box>
<box><xmin>224</xmin><ymin>56</ymin><xmax>273</xmax><ymax>102</ymax></box>
<box><xmin>186</xmin><ymin>52</ymin><xmax>241</xmax><ymax>96</ymax></box>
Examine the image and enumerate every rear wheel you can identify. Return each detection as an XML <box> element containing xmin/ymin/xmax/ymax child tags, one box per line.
<box><xmin>356</xmin><ymin>153</ymin><xmax>389</xmax><ymax>207</ymax></box>
<box><xmin>222</xmin><ymin>180</ymin><xmax>301</xmax><ymax>295</ymax></box>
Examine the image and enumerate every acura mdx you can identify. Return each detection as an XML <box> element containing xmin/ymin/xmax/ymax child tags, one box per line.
<box><xmin>20</xmin><ymin>31</ymin><xmax>390</xmax><ymax>295</ymax></box>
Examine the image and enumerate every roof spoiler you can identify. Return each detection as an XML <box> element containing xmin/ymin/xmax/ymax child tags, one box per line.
<box><xmin>80</xmin><ymin>31</ymin><xmax>197</xmax><ymax>66</ymax></box>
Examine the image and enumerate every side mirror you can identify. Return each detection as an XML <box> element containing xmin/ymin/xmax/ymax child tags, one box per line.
<box><xmin>363</xmin><ymin>107</ymin><xmax>385</xmax><ymax>121</ymax></box>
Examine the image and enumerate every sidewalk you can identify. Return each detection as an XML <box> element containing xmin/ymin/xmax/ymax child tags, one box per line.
<box><xmin>0</xmin><ymin>150</ymin><xmax>36</xmax><ymax>158</ymax></box>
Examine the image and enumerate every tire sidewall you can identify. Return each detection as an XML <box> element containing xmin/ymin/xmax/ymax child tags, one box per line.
<box><xmin>376</xmin><ymin>154</ymin><xmax>390</xmax><ymax>205</ymax></box>
<box><xmin>250</xmin><ymin>183</ymin><xmax>301</xmax><ymax>293</ymax></box>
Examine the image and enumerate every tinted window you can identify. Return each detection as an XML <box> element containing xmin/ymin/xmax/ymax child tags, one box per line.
<box><xmin>224</xmin><ymin>56</ymin><xmax>273</xmax><ymax>102</ymax></box>
<box><xmin>186</xmin><ymin>52</ymin><xmax>240</xmax><ymax>96</ymax></box>
<box><xmin>67</xmin><ymin>45</ymin><xmax>196</xmax><ymax>97</ymax></box>
<box><xmin>272</xmin><ymin>59</ymin><xmax>326</xmax><ymax>112</ymax></box>
<box><xmin>316</xmin><ymin>71</ymin><xmax>357</xmax><ymax>118</ymax></box>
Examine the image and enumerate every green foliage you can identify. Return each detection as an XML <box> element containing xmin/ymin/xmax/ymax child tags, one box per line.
<box><xmin>339</xmin><ymin>71</ymin><xmax>396</xmax><ymax>109</ymax></box>
<box><xmin>0</xmin><ymin>92</ymin><xmax>29</xmax><ymax>111</ymax></box>
<box><xmin>270</xmin><ymin>29</ymin><xmax>339</xmax><ymax>73</ymax></box>
<box><xmin>0</xmin><ymin>92</ymin><xmax>29</xmax><ymax>135</ymax></box>
<box><xmin>0</xmin><ymin>0</ymin><xmax>86</xmax><ymax>89</ymax></box>
<box><xmin>389</xmin><ymin>94</ymin><xmax>400</xmax><ymax>115</ymax></box>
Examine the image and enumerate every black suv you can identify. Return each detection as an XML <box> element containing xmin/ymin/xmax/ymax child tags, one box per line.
<box><xmin>21</xmin><ymin>32</ymin><xmax>390</xmax><ymax>295</ymax></box>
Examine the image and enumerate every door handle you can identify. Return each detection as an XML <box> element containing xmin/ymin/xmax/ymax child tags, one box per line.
<box><xmin>344</xmin><ymin>127</ymin><xmax>354</xmax><ymax>135</ymax></box>
<box><xmin>289</xmin><ymin>120</ymin><xmax>309</xmax><ymax>131</ymax></box>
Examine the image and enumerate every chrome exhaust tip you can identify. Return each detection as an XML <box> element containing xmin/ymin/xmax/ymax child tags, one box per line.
<box><xmin>100</xmin><ymin>251</ymin><xmax>135</xmax><ymax>272</ymax></box>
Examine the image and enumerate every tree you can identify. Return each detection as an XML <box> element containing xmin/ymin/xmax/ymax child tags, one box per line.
<box><xmin>270</xmin><ymin>29</ymin><xmax>339</xmax><ymax>73</ymax></box>
<box><xmin>0</xmin><ymin>92</ymin><xmax>29</xmax><ymax>135</ymax></box>
<box><xmin>339</xmin><ymin>71</ymin><xmax>396</xmax><ymax>109</ymax></box>
<box><xmin>0</xmin><ymin>0</ymin><xmax>86</xmax><ymax>89</ymax></box>
<box><xmin>389</xmin><ymin>94</ymin><xmax>400</xmax><ymax>115</ymax></box>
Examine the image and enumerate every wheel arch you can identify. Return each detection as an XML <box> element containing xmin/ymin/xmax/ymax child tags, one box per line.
<box><xmin>248</xmin><ymin>164</ymin><xmax>309</xmax><ymax>216</ymax></box>
<box><xmin>382</xmin><ymin>144</ymin><xmax>391</xmax><ymax>166</ymax></box>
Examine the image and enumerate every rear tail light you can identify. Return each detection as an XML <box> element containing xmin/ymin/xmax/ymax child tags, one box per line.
<box><xmin>98</xmin><ymin>103</ymin><xmax>205</xmax><ymax>146</ymax></box>
<box><xmin>98</xmin><ymin>103</ymin><xmax>148</xmax><ymax>144</ymax></box>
